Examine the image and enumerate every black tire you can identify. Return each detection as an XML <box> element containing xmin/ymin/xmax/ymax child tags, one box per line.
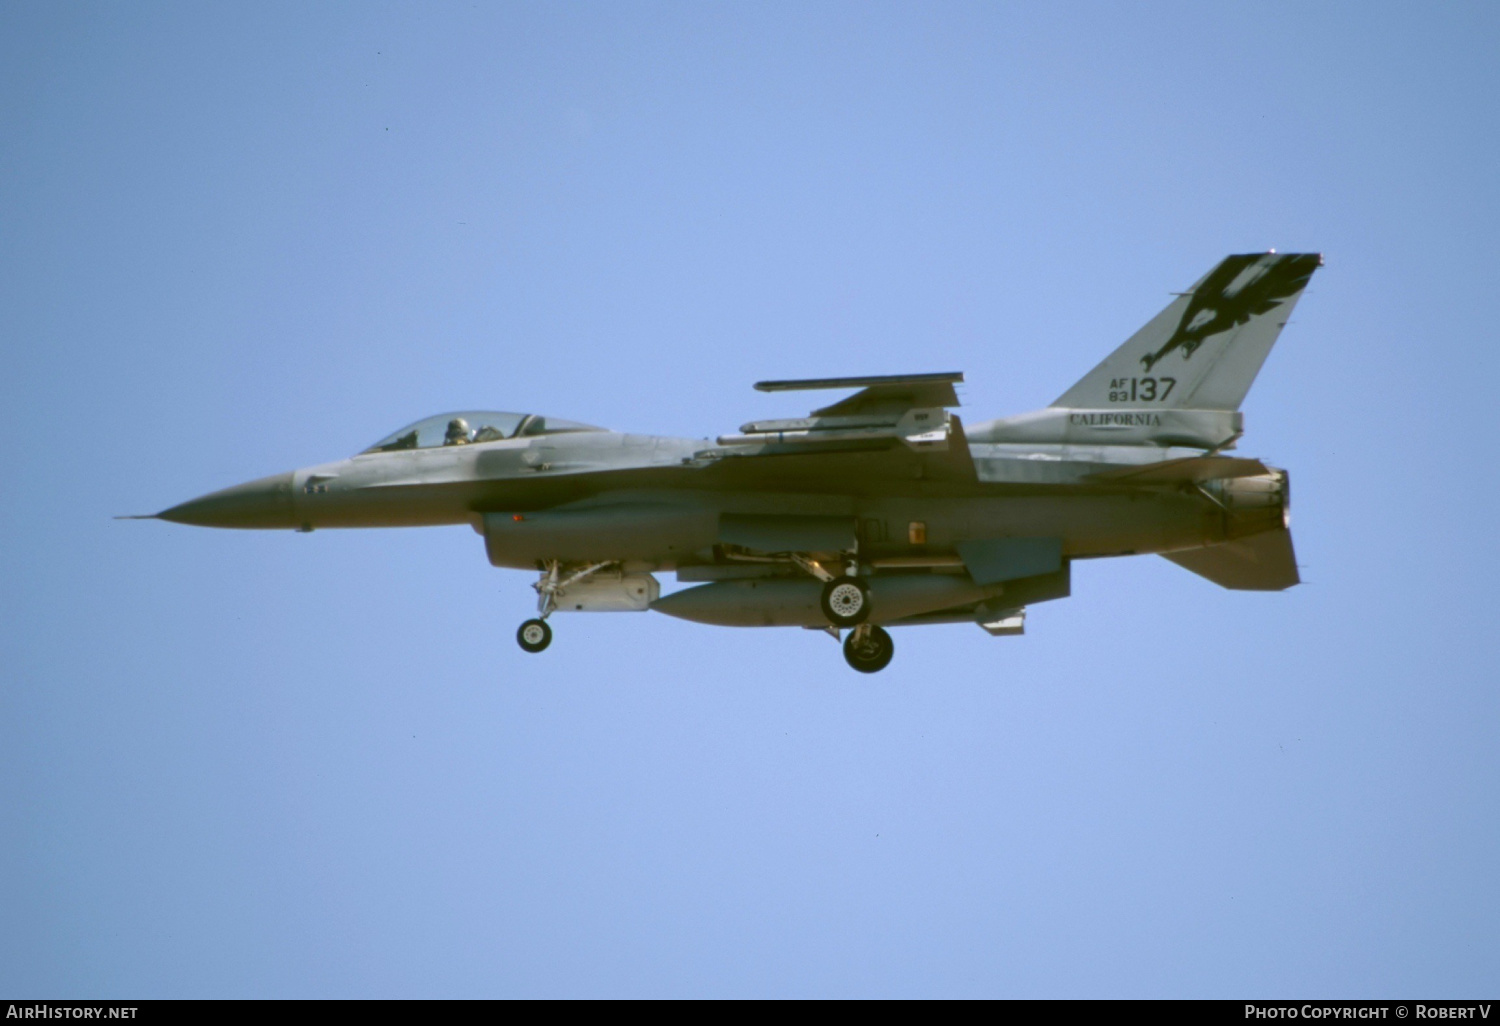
<box><xmin>843</xmin><ymin>625</ymin><xmax>894</xmax><ymax>673</ymax></box>
<box><xmin>517</xmin><ymin>618</ymin><xmax>552</xmax><ymax>653</ymax></box>
<box><xmin>821</xmin><ymin>575</ymin><xmax>871</xmax><ymax>627</ymax></box>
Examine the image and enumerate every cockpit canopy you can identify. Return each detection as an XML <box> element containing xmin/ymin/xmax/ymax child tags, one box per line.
<box><xmin>358</xmin><ymin>411</ymin><xmax>604</xmax><ymax>455</ymax></box>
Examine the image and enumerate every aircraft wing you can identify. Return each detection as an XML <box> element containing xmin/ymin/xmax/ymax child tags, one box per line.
<box><xmin>716</xmin><ymin>373</ymin><xmax>966</xmax><ymax>452</ymax></box>
<box><xmin>1161</xmin><ymin>528</ymin><xmax>1300</xmax><ymax>590</ymax></box>
<box><xmin>693</xmin><ymin>415</ymin><xmax>977</xmax><ymax>490</ymax></box>
<box><xmin>754</xmin><ymin>372</ymin><xmax>963</xmax><ymax>416</ymax></box>
<box><xmin>695</xmin><ymin>373</ymin><xmax>976</xmax><ymax>488</ymax></box>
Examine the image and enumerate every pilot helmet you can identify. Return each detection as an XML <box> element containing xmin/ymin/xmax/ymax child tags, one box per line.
<box><xmin>444</xmin><ymin>417</ymin><xmax>471</xmax><ymax>445</ymax></box>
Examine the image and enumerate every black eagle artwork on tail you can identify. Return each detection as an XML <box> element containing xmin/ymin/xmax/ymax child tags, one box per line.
<box><xmin>1140</xmin><ymin>253</ymin><xmax>1320</xmax><ymax>372</ymax></box>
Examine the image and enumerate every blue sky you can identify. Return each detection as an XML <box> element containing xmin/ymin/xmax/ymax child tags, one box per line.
<box><xmin>2</xmin><ymin>1</ymin><xmax>1497</xmax><ymax>997</ymax></box>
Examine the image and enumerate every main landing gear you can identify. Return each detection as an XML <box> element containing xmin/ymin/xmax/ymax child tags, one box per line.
<box><xmin>820</xmin><ymin>575</ymin><xmax>870</xmax><ymax>627</ymax></box>
<box><xmin>842</xmin><ymin>624</ymin><xmax>894</xmax><ymax>673</ymax></box>
<box><xmin>784</xmin><ymin>554</ymin><xmax>890</xmax><ymax>671</ymax></box>
<box><xmin>786</xmin><ymin>554</ymin><xmax>871</xmax><ymax>629</ymax></box>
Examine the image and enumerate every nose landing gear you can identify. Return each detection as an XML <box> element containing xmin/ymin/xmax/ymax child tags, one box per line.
<box><xmin>515</xmin><ymin>560</ymin><xmax>619</xmax><ymax>653</ymax></box>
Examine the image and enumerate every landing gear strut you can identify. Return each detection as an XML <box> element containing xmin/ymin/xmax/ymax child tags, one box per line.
<box><xmin>843</xmin><ymin>624</ymin><xmax>894</xmax><ymax>673</ymax></box>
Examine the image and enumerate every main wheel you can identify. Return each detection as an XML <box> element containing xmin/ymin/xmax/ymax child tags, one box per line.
<box><xmin>843</xmin><ymin>625</ymin><xmax>894</xmax><ymax>673</ymax></box>
<box><xmin>517</xmin><ymin>618</ymin><xmax>552</xmax><ymax>653</ymax></box>
<box><xmin>821</xmin><ymin>575</ymin><xmax>871</xmax><ymax>627</ymax></box>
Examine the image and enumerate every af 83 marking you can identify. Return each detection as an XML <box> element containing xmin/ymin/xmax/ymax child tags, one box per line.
<box><xmin>1109</xmin><ymin>377</ymin><xmax>1176</xmax><ymax>403</ymax></box>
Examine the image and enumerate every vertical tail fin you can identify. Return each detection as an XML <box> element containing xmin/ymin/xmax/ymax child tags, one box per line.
<box><xmin>1052</xmin><ymin>252</ymin><xmax>1321</xmax><ymax>411</ymax></box>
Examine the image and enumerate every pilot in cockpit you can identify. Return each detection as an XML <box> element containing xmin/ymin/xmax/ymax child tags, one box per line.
<box><xmin>443</xmin><ymin>417</ymin><xmax>471</xmax><ymax>446</ymax></box>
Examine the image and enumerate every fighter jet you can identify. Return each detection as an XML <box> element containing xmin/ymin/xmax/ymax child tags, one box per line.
<box><xmin>135</xmin><ymin>252</ymin><xmax>1319</xmax><ymax>672</ymax></box>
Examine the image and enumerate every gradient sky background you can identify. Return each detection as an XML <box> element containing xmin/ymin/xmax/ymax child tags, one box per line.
<box><xmin>3</xmin><ymin>1</ymin><xmax>1497</xmax><ymax>998</ymax></box>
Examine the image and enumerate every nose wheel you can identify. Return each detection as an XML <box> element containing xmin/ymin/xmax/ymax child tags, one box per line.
<box><xmin>843</xmin><ymin>624</ymin><xmax>893</xmax><ymax>673</ymax></box>
<box><xmin>517</xmin><ymin>618</ymin><xmax>552</xmax><ymax>653</ymax></box>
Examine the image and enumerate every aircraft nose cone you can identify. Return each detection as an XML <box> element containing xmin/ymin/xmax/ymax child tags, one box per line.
<box><xmin>158</xmin><ymin>471</ymin><xmax>297</xmax><ymax>529</ymax></box>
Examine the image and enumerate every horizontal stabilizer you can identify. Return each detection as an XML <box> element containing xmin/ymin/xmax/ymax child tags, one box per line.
<box><xmin>1162</xmin><ymin>528</ymin><xmax>1299</xmax><ymax>590</ymax></box>
<box><xmin>1088</xmin><ymin>456</ymin><xmax>1269</xmax><ymax>484</ymax></box>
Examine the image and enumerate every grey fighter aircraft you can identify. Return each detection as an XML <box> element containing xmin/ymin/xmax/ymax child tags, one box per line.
<box><xmin>135</xmin><ymin>252</ymin><xmax>1319</xmax><ymax>672</ymax></box>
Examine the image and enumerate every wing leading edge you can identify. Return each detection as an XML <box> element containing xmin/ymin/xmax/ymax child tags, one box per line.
<box><xmin>755</xmin><ymin>372</ymin><xmax>962</xmax><ymax>416</ymax></box>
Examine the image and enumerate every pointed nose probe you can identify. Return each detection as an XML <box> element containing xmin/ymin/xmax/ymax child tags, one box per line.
<box><xmin>155</xmin><ymin>471</ymin><xmax>298</xmax><ymax>529</ymax></box>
